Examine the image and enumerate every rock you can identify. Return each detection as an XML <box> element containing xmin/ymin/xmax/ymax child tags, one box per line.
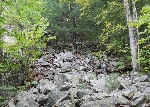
<box><xmin>37</xmin><ymin>94</ymin><xmax>48</xmax><ymax>106</ymax></box>
<box><xmin>81</xmin><ymin>95</ymin><xmax>94</xmax><ymax>102</ymax></box>
<box><xmin>101</xmin><ymin>62</ymin><xmax>107</xmax><ymax>69</ymax></box>
<box><xmin>90</xmin><ymin>74</ymin><xmax>108</xmax><ymax>92</ymax></box>
<box><xmin>78</xmin><ymin>66</ymin><xmax>87</xmax><ymax>71</ymax></box>
<box><xmin>26</xmin><ymin>99</ymin><xmax>39</xmax><ymax>107</ymax></box>
<box><xmin>122</xmin><ymin>89</ymin><xmax>134</xmax><ymax>100</ymax></box>
<box><xmin>61</xmin><ymin>62</ymin><xmax>72</xmax><ymax>69</ymax></box>
<box><xmin>46</xmin><ymin>89</ymin><xmax>71</xmax><ymax>107</ymax></box>
<box><xmin>84</xmin><ymin>57</ymin><xmax>90</xmax><ymax>63</ymax></box>
<box><xmin>58</xmin><ymin>68</ymin><xmax>72</xmax><ymax>73</ymax></box>
<box><xmin>60</xmin><ymin>84</ymin><xmax>71</xmax><ymax>91</ymax></box>
<box><xmin>110</xmin><ymin>61</ymin><xmax>119</xmax><ymax>67</ymax></box>
<box><xmin>80</xmin><ymin>100</ymin><xmax>102</xmax><ymax>107</ymax></box>
<box><xmin>91</xmin><ymin>92</ymin><xmax>105</xmax><ymax>100</ymax></box>
<box><xmin>15</xmin><ymin>91</ymin><xmax>39</xmax><ymax>107</ymax></box>
<box><xmin>135</xmin><ymin>82</ymin><xmax>150</xmax><ymax>92</ymax></box>
<box><xmin>8</xmin><ymin>100</ymin><xmax>15</xmax><ymax>107</ymax></box>
<box><xmin>118</xmin><ymin>76</ymin><xmax>132</xmax><ymax>89</ymax></box>
<box><xmin>16</xmin><ymin>99</ymin><xmax>29</xmax><ymax>107</ymax></box>
<box><xmin>55</xmin><ymin>72</ymin><xmax>81</xmax><ymax>86</ymax></box>
<box><xmin>41</xmin><ymin>61</ymin><xmax>50</xmax><ymax>67</ymax></box>
<box><xmin>57</xmin><ymin>100</ymin><xmax>74</xmax><ymax>107</ymax></box>
<box><xmin>130</xmin><ymin>71</ymin><xmax>139</xmax><ymax>79</ymax></box>
<box><xmin>80</xmin><ymin>101</ymin><xmax>100</xmax><ymax>107</ymax></box>
<box><xmin>102</xmin><ymin>54</ymin><xmax>108</xmax><ymax>61</ymax></box>
<box><xmin>28</xmin><ymin>88</ymin><xmax>39</xmax><ymax>94</ymax></box>
<box><xmin>54</xmin><ymin>73</ymin><xmax>69</xmax><ymax>86</ymax></box>
<box><xmin>15</xmin><ymin>91</ymin><xmax>29</xmax><ymax>102</ymax></box>
<box><xmin>47</xmin><ymin>47</ymin><xmax>55</xmax><ymax>53</ymax></box>
<box><xmin>10</xmin><ymin>51</ymin><xmax>150</xmax><ymax>107</ymax></box>
<box><xmin>95</xmin><ymin>60</ymin><xmax>101</xmax><ymax>69</ymax></box>
<box><xmin>108</xmin><ymin>96</ymin><xmax>129</xmax><ymax>105</ymax></box>
<box><xmin>134</xmin><ymin>75</ymin><xmax>149</xmax><ymax>82</ymax></box>
<box><xmin>143</xmin><ymin>87</ymin><xmax>150</xmax><ymax>94</ymax></box>
<box><xmin>130</xmin><ymin>91</ymin><xmax>146</xmax><ymax>106</ymax></box>
<box><xmin>54</xmin><ymin>54</ymin><xmax>63</xmax><ymax>63</ymax></box>
<box><xmin>16</xmin><ymin>98</ymin><xmax>39</xmax><ymax>107</ymax></box>
<box><xmin>64</xmin><ymin>51</ymin><xmax>74</xmax><ymax>61</ymax></box>
<box><xmin>38</xmin><ymin>57</ymin><xmax>47</xmax><ymax>63</ymax></box>
<box><xmin>37</xmin><ymin>80</ymin><xmax>56</xmax><ymax>95</ymax></box>
<box><xmin>54</xmin><ymin>51</ymin><xmax>74</xmax><ymax>63</ymax></box>
<box><xmin>77</xmin><ymin>89</ymin><xmax>93</xmax><ymax>99</ymax></box>
<box><xmin>80</xmin><ymin>99</ymin><xmax>118</xmax><ymax>107</ymax></box>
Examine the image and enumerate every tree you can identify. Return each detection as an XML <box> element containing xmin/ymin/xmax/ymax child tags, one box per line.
<box><xmin>44</xmin><ymin>0</ymin><xmax>101</xmax><ymax>51</ymax></box>
<box><xmin>133</xmin><ymin>5</ymin><xmax>150</xmax><ymax>72</ymax></box>
<box><xmin>0</xmin><ymin>1</ymin><xmax>5</xmax><ymax>59</ymax></box>
<box><xmin>0</xmin><ymin>0</ymin><xmax>49</xmax><ymax>105</ymax></box>
<box><xmin>123</xmin><ymin>0</ymin><xmax>139</xmax><ymax>72</ymax></box>
<box><xmin>2</xmin><ymin>0</ymin><xmax>48</xmax><ymax>66</ymax></box>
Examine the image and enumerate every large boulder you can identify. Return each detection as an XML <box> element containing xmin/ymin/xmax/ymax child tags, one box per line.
<box><xmin>46</xmin><ymin>89</ymin><xmax>71</xmax><ymax>107</ymax></box>
<box><xmin>37</xmin><ymin>79</ymin><xmax>57</xmax><ymax>95</ymax></box>
<box><xmin>15</xmin><ymin>91</ymin><xmax>39</xmax><ymax>107</ymax></box>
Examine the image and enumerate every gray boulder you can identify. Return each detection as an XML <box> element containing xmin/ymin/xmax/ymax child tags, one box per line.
<box><xmin>16</xmin><ymin>99</ymin><xmax>29</xmax><ymax>107</ymax></box>
<box><xmin>37</xmin><ymin>79</ymin><xmax>57</xmax><ymax>95</ymax></box>
<box><xmin>54</xmin><ymin>73</ymin><xmax>69</xmax><ymax>86</ymax></box>
<box><xmin>134</xmin><ymin>75</ymin><xmax>149</xmax><ymax>83</ymax></box>
<box><xmin>90</xmin><ymin>74</ymin><xmax>108</xmax><ymax>92</ymax></box>
<box><xmin>36</xmin><ymin>94</ymin><xmax>48</xmax><ymax>106</ymax></box>
<box><xmin>46</xmin><ymin>89</ymin><xmax>71</xmax><ymax>107</ymax></box>
<box><xmin>130</xmin><ymin>91</ymin><xmax>146</xmax><ymax>106</ymax></box>
<box><xmin>16</xmin><ymin>98</ymin><xmax>39</xmax><ymax>107</ymax></box>
<box><xmin>76</xmin><ymin>89</ymin><xmax>93</xmax><ymax>99</ymax></box>
<box><xmin>7</xmin><ymin>100</ymin><xmax>15</xmax><ymax>107</ymax></box>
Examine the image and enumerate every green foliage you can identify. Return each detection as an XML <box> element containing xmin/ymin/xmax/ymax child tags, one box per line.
<box><xmin>0</xmin><ymin>85</ymin><xmax>16</xmax><ymax>91</ymax></box>
<box><xmin>93</xmin><ymin>52</ymin><xmax>103</xmax><ymax>59</ymax></box>
<box><xmin>97</xmin><ymin>1</ymin><xmax>129</xmax><ymax>56</ymax></box>
<box><xmin>1</xmin><ymin>0</ymin><xmax>49</xmax><ymax>73</ymax></box>
<box><xmin>133</xmin><ymin>5</ymin><xmax>150</xmax><ymax>72</ymax></box>
<box><xmin>44</xmin><ymin>0</ymin><xmax>100</xmax><ymax>43</ymax></box>
<box><xmin>105</xmin><ymin>73</ymin><xmax>120</xmax><ymax>92</ymax></box>
<box><xmin>0</xmin><ymin>85</ymin><xmax>24</xmax><ymax>106</ymax></box>
<box><xmin>77</xmin><ymin>84</ymin><xmax>85</xmax><ymax>90</ymax></box>
<box><xmin>0</xmin><ymin>0</ymin><xmax>49</xmax><ymax>105</ymax></box>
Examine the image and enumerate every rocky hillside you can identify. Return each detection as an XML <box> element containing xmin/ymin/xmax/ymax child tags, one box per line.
<box><xmin>7</xmin><ymin>49</ymin><xmax>150</xmax><ymax>107</ymax></box>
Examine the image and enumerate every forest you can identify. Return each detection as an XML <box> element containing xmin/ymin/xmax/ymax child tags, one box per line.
<box><xmin>0</xmin><ymin>0</ymin><xmax>150</xmax><ymax>106</ymax></box>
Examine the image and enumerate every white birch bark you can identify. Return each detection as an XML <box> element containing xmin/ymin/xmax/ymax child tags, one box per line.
<box><xmin>123</xmin><ymin>0</ymin><xmax>139</xmax><ymax>72</ymax></box>
<box><xmin>132</xmin><ymin>0</ymin><xmax>140</xmax><ymax>69</ymax></box>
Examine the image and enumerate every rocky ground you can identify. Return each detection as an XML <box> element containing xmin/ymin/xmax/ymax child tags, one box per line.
<box><xmin>7</xmin><ymin>49</ymin><xmax>150</xmax><ymax>107</ymax></box>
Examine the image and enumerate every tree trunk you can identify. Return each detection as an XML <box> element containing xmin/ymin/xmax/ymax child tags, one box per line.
<box><xmin>0</xmin><ymin>36</ymin><xmax>3</xmax><ymax>61</ymax></box>
<box><xmin>131</xmin><ymin>0</ymin><xmax>140</xmax><ymax>70</ymax></box>
<box><xmin>123</xmin><ymin>0</ymin><xmax>139</xmax><ymax>72</ymax></box>
<box><xmin>72</xmin><ymin>18</ymin><xmax>77</xmax><ymax>53</ymax></box>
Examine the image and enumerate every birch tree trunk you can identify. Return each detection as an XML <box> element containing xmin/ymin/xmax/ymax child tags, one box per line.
<box><xmin>0</xmin><ymin>37</ymin><xmax>3</xmax><ymax>59</ymax></box>
<box><xmin>123</xmin><ymin>0</ymin><xmax>139</xmax><ymax>72</ymax></box>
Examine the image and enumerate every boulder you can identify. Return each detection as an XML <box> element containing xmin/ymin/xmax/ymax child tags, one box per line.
<box><xmin>134</xmin><ymin>75</ymin><xmax>149</xmax><ymax>82</ymax></box>
<box><xmin>46</xmin><ymin>89</ymin><xmax>71</xmax><ymax>107</ymax></box>
<box><xmin>54</xmin><ymin>73</ymin><xmax>69</xmax><ymax>86</ymax></box>
<box><xmin>130</xmin><ymin>91</ymin><xmax>146</xmax><ymax>106</ymax></box>
<box><xmin>9</xmin><ymin>51</ymin><xmax>150</xmax><ymax>107</ymax></box>
<box><xmin>76</xmin><ymin>89</ymin><xmax>93</xmax><ymax>99</ymax></box>
<box><xmin>36</xmin><ymin>94</ymin><xmax>48</xmax><ymax>106</ymax></box>
<box><xmin>37</xmin><ymin>79</ymin><xmax>56</xmax><ymax>95</ymax></box>
<box><xmin>7</xmin><ymin>100</ymin><xmax>15</xmax><ymax>107</ymax></box>
<box><xmin>15</xmin><ymin>99</ymin><xmax>29</xmax><ymax>107</ymax></box>
<box><xmin>90</xmin><ymin>74</ymin><xmax>108</xmax><ymax>92</ymax></box>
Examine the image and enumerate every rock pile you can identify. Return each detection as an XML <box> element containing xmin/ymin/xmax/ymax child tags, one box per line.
<box><xmin>7</xmin><ymin>50</ymin><xmax>150</xmax><ymax>107</ymax></box>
